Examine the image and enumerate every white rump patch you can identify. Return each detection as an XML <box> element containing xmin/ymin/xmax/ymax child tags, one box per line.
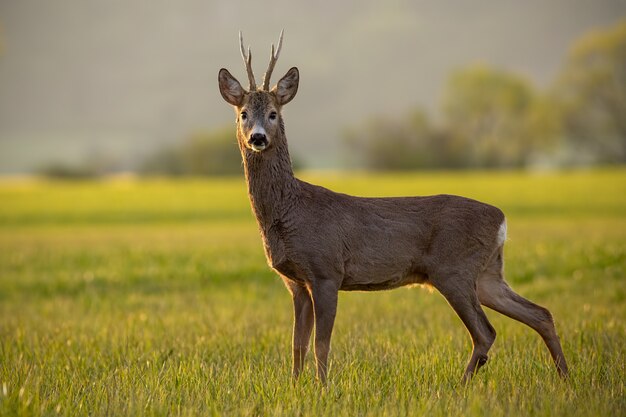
<box><xmin>496</xmin><ymin>219</ymin><xmax>507</xmax><ymax>246</ymax></box>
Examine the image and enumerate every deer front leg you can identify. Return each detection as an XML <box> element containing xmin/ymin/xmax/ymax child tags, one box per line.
<box><xmin>290</xmin><ymin>284</ymin><xmax>314</xmax><ymax>379</ymax></box>
<box><xmin>310</xmin><ymin>279</ymin><xmax>339</xmax><ymax>384</ymax></box>
<box><xmin>431</xmin><ymin>274</ymin><xmax>497</xmax><ymax>383</ymax></box>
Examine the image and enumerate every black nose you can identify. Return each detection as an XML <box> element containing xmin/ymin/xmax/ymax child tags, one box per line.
<box><xmin>249</xmin><ymin>133</ymin><xmax>268</xmax><ymax>146</ymax></box>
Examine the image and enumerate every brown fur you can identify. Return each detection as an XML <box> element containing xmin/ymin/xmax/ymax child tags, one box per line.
<box><xmin>218</xmin><ymin>39</ymin><xmax>569</xmax><ymax>383</ymax></box>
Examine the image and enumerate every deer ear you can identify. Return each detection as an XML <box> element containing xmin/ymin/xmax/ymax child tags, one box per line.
<box><xmin>218</xmin><ymin>68</ymin><xmax>246</xmax><ymax>106</ymax></box>
<box><xmin>272</xmin><ymin>67</ymin><xmax>299</xmax><ymax>105</ymax></box>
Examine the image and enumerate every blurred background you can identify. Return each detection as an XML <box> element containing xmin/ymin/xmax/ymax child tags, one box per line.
<box><xmin>0</xmin><ymin>0</ymin><xmax>625</xmax><ymax>177</ymax></box>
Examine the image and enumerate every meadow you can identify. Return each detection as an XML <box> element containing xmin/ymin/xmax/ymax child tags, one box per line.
<box><xmin>0</xmin><ymin>169</ymin><xmax>624</xmax><ymax>416</ymax></box>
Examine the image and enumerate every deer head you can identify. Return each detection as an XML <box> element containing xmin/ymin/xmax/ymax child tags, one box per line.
<box><xmin>218</xmin><ymin>31</ymin><xmax>299</xmax><ymax>153</ymax></box>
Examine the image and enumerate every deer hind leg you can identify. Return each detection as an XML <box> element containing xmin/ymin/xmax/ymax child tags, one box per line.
<box><xmin>476</xmin><ymin>247</ymin><xmax>569</xmax><ymax>378</ymax></box>
<box><xmin>431</xmin><ymin>274</ymin><xmax>497</xmax><ymax>382</ymax></box>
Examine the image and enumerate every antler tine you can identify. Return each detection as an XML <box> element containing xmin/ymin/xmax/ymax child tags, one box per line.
<box><xmin>262</xmin><ymin>29</ymin><xmax>284</xmax><ymax>91</ymax></box>
<box><xmin>239</xmin><ymin>31</ymin><xmax>256</xmax><ymax>91</ymax></box>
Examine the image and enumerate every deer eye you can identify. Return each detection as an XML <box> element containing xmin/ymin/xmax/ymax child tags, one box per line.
<box><xmin>269</xmin><ymin>111</ymin><xmax>277</xmax><ymax>121</ymax></box>
<box><xmin>240</xmin><ymin>111</ymin><xmax>248</xmax><ymax>121</ymax></box>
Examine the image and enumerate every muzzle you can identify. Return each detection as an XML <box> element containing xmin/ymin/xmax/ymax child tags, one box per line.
<box><xmin>248</xmin><ymin>133</ymin><xmax>268</xmax><ymax>152</ymax></box>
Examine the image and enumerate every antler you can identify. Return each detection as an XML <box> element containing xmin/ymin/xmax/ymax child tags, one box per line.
<box><xmin>262</xmin><ymin>29</ymin><xmax>284</xmax><ymax>91</ymax></box>
<box><xmin>239</xmin><ymin>31</ymin><xmax>256</xmax><ymax>91</ymax></box>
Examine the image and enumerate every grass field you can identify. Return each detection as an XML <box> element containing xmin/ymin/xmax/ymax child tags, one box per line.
<box><xmin>0</xmin><ymin>169</ymin><xmax>625</xmax><ymax>416</ymax></box>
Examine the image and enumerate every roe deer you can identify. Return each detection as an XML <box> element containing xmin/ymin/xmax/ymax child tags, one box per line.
<box><xmin>217</xmin><ymin>31</ymin><xmax>569</xmax><ymax>383</ymax></box>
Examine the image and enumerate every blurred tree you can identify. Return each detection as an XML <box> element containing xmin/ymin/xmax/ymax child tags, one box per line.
<box><xmin>441</xmin><ymin>64</ymin><xmax>559</xmax><ymax>168</ymax></box>
<box><xmin>554</xmin><ymin>19</ymin><xmax>626</xmax><ymax>163</ymax></box>
<box><xmin>139</xmin><ymin>145</ymin><xmax>186</xmax><ymax>176</ymax></box>
<box><xmin>37</xmin><ymin>163</ymin><xmax>99</xmax><ymax>180</ymax></box>
<box><xmin>344</xmin><ymin>22</ymin><xmax>626</xmax><ymax>171</ymax></box>
<box><xmin>141</xmin><ymin>128</ymin><xmax>242</xmax><ymax>176</ymax></box>
<box><xmin>181</xmin><ymin>129</ymin><xmax>243</xmax><ymax>176</ymax></box>
<box><xmin>344</xmin><ymin>109</ymin><xmax>447</xmax><ymax>170</ymax></box>
<box><xmin>345</xmin><ymin>64</ymin><xmax>565</xmax><ymax>171</ymax></box>
<box><xmin>140</xmin><ymin>127</ymin><xmax>304</xmax><ymax>176</ymax></box>
<box><xmin>37</xmin><ymin>151</ymin><xmax>121</xmax><ymax>179</ymax></box>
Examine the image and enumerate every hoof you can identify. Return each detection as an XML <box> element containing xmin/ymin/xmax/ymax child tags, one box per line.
<box><xmin>477</xmin><ymin>355</ymin><xmax>489</xmax><ymax>368</ymax></box>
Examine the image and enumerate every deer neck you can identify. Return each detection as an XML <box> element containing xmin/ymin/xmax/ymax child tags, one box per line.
<box><xmin>240</xmin><ymin>135</ymin><xmax>300</xmax><ymax>232</ymax></box>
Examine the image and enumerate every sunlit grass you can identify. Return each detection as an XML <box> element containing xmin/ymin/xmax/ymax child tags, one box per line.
<box><xmin>0</xmin><ymin>169</ymin><xmax>624</xmax><ymax>416</ymax></box>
